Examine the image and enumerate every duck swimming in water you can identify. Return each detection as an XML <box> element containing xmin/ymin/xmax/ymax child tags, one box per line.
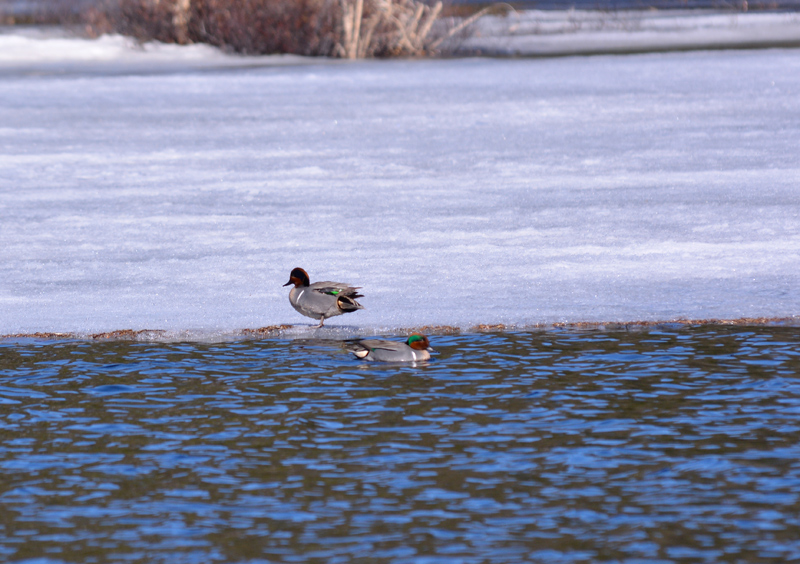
<box><xmin>350</xmin><ymin>334</ymin><xmax>435</xmax><ymax>362</ymax></box>
<box><xmin>283</xmin><ymin>267</ymin><xmax>364</xmax><ymax>328</ymax></box>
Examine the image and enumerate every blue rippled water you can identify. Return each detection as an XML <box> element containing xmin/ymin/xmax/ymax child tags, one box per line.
<box><xmin>1</xmin><ymin>326</ymin><xmax>800</xmax><ymax>563</ymax></box>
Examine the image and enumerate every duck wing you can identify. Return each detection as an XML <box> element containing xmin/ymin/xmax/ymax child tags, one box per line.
<box><xmin>310</xmin><ymin>282</ymin><xmax>364</xmax><ymax>299</ymax></box>
<box><xmin>349</xmin><ymin>339</ymin><xmax>404</xmax><ymax>360</ymax></box>
<box><xmin>357</xmin><ymin>339</ymin><xmax>407</xmax><ymax>352</ymax></box>
<box><xmin>310</xmin><ymin>281</ymin><xmax>364</xmax><ymax>311</ymax></box>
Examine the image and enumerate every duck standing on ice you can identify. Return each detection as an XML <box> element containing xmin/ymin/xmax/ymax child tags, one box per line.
<box><xmin>350</xmin><ymin>334</ymin><xmax>435</xmax><ymax>362</ymax></box>
<box><xmin>283</xmin><ymin>267</ymin><xmax>364</xmax><ymax>327</ymax></box>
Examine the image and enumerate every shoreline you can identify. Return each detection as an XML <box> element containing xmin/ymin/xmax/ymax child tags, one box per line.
<box><xmin>442</xmin><ymin>9</ymin><xmax>800</xmax><ymax>57</ymax></box>
<box><xmin>2</xmin><ymin>316</ymin><xmax>798</xmax><ymax>342</ymax></box>
<box><xmin>1</xmin><ymin>9</ymin><xmax>798</xmax><ymax>75</ymax></box>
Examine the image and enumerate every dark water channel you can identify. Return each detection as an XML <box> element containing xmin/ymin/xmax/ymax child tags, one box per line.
<box><xmin>1</xmin><ymin>326</ymin><xmax>800</xmax><ymax>563</ymax></box>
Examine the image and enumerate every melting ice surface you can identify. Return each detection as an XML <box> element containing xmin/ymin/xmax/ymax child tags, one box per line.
<box><xmin>0</xmin><ymin>29</ymin><xmax>799</xmax><ymax>335</ymax></box>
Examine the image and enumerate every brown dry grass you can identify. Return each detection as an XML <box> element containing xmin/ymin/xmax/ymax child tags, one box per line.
<box><xmin>241</xmin><ymin>324</ymin><xmax>294</xmax><ymax>337</ymax></box>
<box><xmin>91</xmin><ymin>329</ymin><xmax>168</xmax><ymax>340</ymax></box>
<box><xmin>82</xmin><ymin>0</ymin><xmax>468</xmax><ymax>57</ymax></box>
<box><xmin>414</xmin><ymin>324</ymin><xmax>463</xmax><ymax>334</ymax></box>
<box><xmin>1</xmin><ymin>332</ymin><xmax>77</xmax><ymax>340</ymax></box>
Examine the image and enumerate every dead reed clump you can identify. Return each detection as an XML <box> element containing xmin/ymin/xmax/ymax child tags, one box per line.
<box><xmin>83</xmin><ymin>0</ymin><xmax>336</xmax><ymax>55</ymax></box>
<box><xmin>83</xmin><ymin>0</ymin><xmax>483</xmax><ymax>58</ymax></box>
<box><xmin>336</xmin><ymin>0</ymin><xmax>444</xmax><ymax>58</ymax></box>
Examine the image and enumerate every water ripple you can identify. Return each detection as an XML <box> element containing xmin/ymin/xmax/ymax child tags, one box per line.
<box><xmin>1</xmin><ymin>326</ymin><xmax>800</xmax><ymax>562</ymax></box>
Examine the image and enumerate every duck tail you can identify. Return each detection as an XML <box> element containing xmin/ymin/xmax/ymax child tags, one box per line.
<box><xmin>337</xmin><ymin>294</ymin><xmax>364</xmax><ymax>312</ymax></box>
<box><xmin>345</xmin><ymin>341</ymin><xmax>370</xmax><ymax>359</ymax></box>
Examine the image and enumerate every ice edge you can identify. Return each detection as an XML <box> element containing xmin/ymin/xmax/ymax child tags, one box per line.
<box><xmin>2</xmin><ymin>316</ymin><xmax>799</xmax><ymax>343</ymax></box>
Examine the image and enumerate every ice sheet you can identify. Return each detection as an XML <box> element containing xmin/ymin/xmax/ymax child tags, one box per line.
<box><xmin>1</xmin><ymin>29</ymin><xmax>799</xmax><ymax>335</ymax></box>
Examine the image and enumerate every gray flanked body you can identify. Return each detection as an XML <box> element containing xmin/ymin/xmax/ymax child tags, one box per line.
<box><xmin>284</xmin><ymin>268</ymin><xmax>363</xmax><ymax>328</ymax></box>
<box><xmin>351</xmin><ymin>334</ymin><xmax>434</xmax><ymax>362</ymax></box>
<box><xmin>289</xmin><ymin>282</ymin><xmax>363</xmax><ymax>325</ymax></box>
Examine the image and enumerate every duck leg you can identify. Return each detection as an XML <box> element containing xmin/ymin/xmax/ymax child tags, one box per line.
<box><xmin>317</xmin><ymin>317</ymin><xmax>325</xmax><ymax>328</ymax></box>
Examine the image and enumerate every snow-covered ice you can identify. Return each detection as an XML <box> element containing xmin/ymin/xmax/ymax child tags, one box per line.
<box><xmin>1</xmin><ymin>26</ymin><xmax>799</xmax><ymax>336</ymax></box>
<box><xmin>0</xmin><ymin>27</ymin><xmax>309</xmax><ymax>74</ymax></box>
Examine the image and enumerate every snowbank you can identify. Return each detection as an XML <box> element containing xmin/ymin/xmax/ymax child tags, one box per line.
<box><xmin>445</xmin><ymin>10</ymin><xmax>800</xmax><ymax>56</ymax></box>
<box><xmin>0</xmin><ymin>27</ymin><xmax>308</xmax><ymax>74</ymax></box>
